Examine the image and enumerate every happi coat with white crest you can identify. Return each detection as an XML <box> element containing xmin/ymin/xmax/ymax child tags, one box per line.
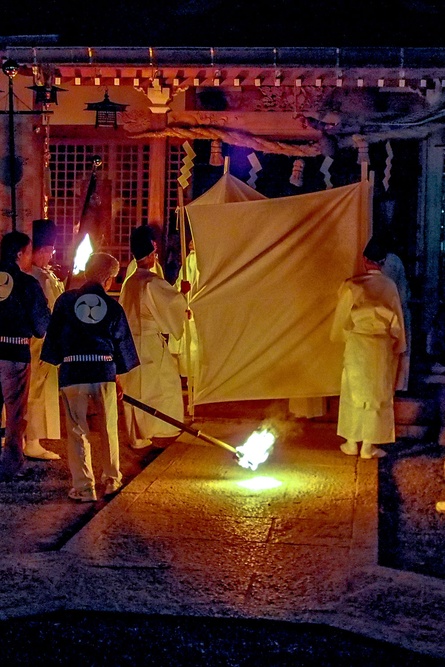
<box><xmin>0</xmin><ymin>259</ymin><xmax>51</xmax><ymax>470</ymax></box>
<box><xmin>330</xmin><ymin>269</ymin><xmax>406</xmax><ymax>444</ymax></box>
<box><xmin>26</xmin><ymin>265</ymin><xmax>64</xmax><ymax>440</ymax></box>
<box><xmin>119</xmin><ymin>268</ymin><xmax>187</xmax><ymax>439</ymax></box>
<box><xmin>41</xmin><ymin>280</ymin><xmax>139</xmax><ymax>494</ymax></box>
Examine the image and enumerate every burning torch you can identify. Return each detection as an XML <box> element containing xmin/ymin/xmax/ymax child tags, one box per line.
<box><xmin>66</xmin><ymin>155</ymin><xmax>102</xmax><ymax>288</ymax></box>
<box><xmin>122</xmin><ymin>394</ymin><xmax>275</xmax><ymax>471</ymax></box>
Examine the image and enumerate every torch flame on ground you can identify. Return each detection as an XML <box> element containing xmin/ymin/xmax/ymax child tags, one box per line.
<box><xmin>73</xmin><ymin>233</ymin><xmax>94</xmax><ymax>275</ymax></box>
<box><xmin>122</xmin><ymin>394</ymin><xmax>275</xmax><ymax>471</ymax></box>
<box><xmin>235</xmin><ymin>429</ymin><xmax>275</xmax><ymax>471</ymax></box>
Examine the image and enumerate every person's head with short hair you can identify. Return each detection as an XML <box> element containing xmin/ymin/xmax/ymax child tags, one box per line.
<box><xmin>0</xmin><ymin>231</ymin><xmax>33</xmax><ymax>271</ymax></box>
<box><xmin>84</xmin><ymin>252</ymin><xmax>119</xmax><ymax>289</ymax></box>
<box><xmin>32</xmin><ymin>219</ymin><xmax>57</xmax><ymax>250</ymax></box>
<box><xmin>32</xmin><ymin>219</ymin><xmax>57</xmax><ymax>268</ymax></box>
<box><xmin>130</xmin><ymin>225</ymin><xmax>155</xmax><ymax>262</ymax></box>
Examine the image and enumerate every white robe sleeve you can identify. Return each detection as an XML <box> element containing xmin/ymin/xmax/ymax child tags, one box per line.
<box><xmin>146</xmin><ymin>277</ymin><xmax>187</xmax><ymax>340</ymax></box>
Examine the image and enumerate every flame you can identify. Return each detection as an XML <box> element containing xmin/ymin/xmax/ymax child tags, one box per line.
<box><xmin>235</xmin><ymin>429</ymin><xmax>275</xmax><ymax>471</ymax></box>
<box><xmin>73</xmin><ymin>234</ymin><xmax>93</xmax><ymax>275</ymax></box>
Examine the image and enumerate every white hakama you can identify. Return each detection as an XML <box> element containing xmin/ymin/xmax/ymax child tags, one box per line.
<box><xmin>331</xmin><ymin>271</ymin><xmax>405</xmax><ymax>445</ymax></box>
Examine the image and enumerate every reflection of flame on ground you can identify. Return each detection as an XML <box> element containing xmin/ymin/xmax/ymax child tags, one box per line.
<box><xmin>237</xmin><ymin>476</ymin><xmax>282</xmax><ymax>491</ymax></box>
<box><xmin>73</xmin><ymin>234</ymin><xmax>93</xmax><ymax>275</ymax></box>
<box><xmin>235</xmin><ymin>429</ymin><xmax>275</xmax><ymax>471</ymax></box>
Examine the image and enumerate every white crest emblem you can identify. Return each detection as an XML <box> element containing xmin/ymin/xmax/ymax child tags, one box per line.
<box><xmin>0</xmin><ymin>272</ymin><xmax>13</xmax><ymax>301</ymax></box>
<box><xmin>74</xmin><ymin>293</ymin><xmax>107</xmax><ymax>324</ymax></box>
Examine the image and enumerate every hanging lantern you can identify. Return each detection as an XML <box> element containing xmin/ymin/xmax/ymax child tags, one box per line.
<box><xmin>2</xmin><ymin>59</ymin><xmax>19</xmax><ymax>79</ymax></box>
<box><xmin>85</xmin><ymin>90</ymin><xmax>129</xmax><ymax>129</ymax></box>
<box><xmin>28</xmin><ymin>83</ymin><xmax>67</xmax><ymax>105</ymax></box>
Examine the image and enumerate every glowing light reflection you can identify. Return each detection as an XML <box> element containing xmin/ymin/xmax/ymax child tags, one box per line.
<box><xmin>235</xmin><ymin>429</ymin><xmax>275</xmax><ymax>471</ymax></box>
<box><xmin>73</xmin><ymin>234</ymin><xmax>93</xmax><ymax>275</ymax></box>
<box><xmin>237</xmin><ymin>476</ymin><xmax>282</xmax><ymax>491</ymax></box>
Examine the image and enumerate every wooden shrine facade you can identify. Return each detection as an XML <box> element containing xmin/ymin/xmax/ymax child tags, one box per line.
<box><xmin>1</xmin><ymin>45</ymin><xmax>445</xmax><ymax>353</ymax></box>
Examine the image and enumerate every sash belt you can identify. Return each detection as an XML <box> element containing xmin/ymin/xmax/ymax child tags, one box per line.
<box><xmin>63</xmin><ymin>354</ymin><xmax>113</xmax><ymax>362</ymax></box>
<box><xmin>0</xmin><ymin>336</ymin><xmax>30</xmax><ymax>345</ymax></box>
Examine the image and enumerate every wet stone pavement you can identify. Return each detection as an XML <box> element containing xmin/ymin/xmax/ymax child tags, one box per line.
<box><xmin>0</xmin><ymin>433</ymin><xmax>163</xmax><ymax>554</ymax></box>
<box><xmin>1</xmin><ymin>414</ymin><xmax>445</xmax><ymax>663</ymax></box>
<box><xmin>379</xmin><ymin>438</ymin><xmax>445</xmax><ymax>580</ymax></box>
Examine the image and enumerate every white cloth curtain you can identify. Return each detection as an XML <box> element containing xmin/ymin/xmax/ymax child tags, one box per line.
<box><xmin>186</xmin><ymin>181</ymin><xmax>369</xmax><ymax>405</ymax></box>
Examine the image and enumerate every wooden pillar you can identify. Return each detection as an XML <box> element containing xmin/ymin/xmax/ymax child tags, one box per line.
<box><xmin>0</xmin><ymin>115</ymin><xmax>42</xmax><ymax>237</ymax></box>
<box><xmin>422</xmin><ymin>134</ymin><xmax>444</xmax><ymax>335</ymax></box>
<box><xmin>148</xmin><ymin>137</ymin><xmax>167</xmax><ymax>253</ymax></box>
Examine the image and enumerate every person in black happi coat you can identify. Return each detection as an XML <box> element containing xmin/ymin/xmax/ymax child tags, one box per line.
<box><xmin>0</xmin><ymin>231</ymin><xmax>51</xmax><ymax>479</ymax></box>
<box><xmin>41</xmin><ymin>252</ymin><xmax>139</xmax><ymax>502</ymax></box>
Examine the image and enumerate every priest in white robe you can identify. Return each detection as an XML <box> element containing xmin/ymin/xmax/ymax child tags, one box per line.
<box><xmin>168</xmin><ymin>239</ymin><xmax>199</xmax><ymax>378</ymax></box>
<box><xmin>119</xmin><ymin>226</ymin><xmax>189</xmax><ymax>448</ymax></box>
<box><xmin>122</xmin><ymin>244</ymin><xmax>164</xmax><ymax>284</ymax></box>
<box><xmin>330</xmin><ymin>237</ymin><xmax>406</xmax><ymax>459</ymax></box>
<box><xmin>382</xmin><ymin>250</ymin><xmax>411</xmax><ymax>391</ymax></box>
<box><xmin>368</xmin><ymin>230</ymin><xmax>411</xmax><ymax>391</ymax></box>
<box><xmin>24</xmin><ymin>220</ymin><xmax>64</xmax><ymax>460</ymax></box>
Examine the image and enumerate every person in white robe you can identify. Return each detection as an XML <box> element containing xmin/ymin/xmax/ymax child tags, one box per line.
<box><xmin>330</xmin><ymin>237</ymin><xmax>406</xmax><ymax>459</ymax></box>
<box><xmin>123</xmin><ymin>246</ymin><xmax>164</xmax><ymax>284</ymax></box>
<box><xmin>24</xmin><ymin>220</ymin><xmax>64</xmax><ymax>460</ymax></box>
<box><xmin>168</xmin><ymin>239</ymin><xmax>199</xmax><ymax>378</ymax></box>
<box><xmin>368</xmin><ymin>230</ymin><xmax>411</xmax><ymax>391</ymax></box>
<box><xmin>119</xmin><ymin>226</ymin><xmax>189</xmax><ymax>448</ymax></box>
<box><xmin>382</xmin><ymin>250</ymin><xmax>411</xmax><ymax>391</ymax></box>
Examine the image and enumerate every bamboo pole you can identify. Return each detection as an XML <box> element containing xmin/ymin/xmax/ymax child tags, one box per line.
<box><xmin>358</xmin><ymin>161</ymin><xmax>375</xmax><ymax>273</ymax></box>
<box><xmin>368</xmin><ymin>169</ymin><xmax>375</xmax><ymax>236</ymax></box>
<box><xmin>360</xmin><ymin>160</ymin><xmax>374</xmax><ymax>239</ymax></box>
<box><xmin>123</xmin><ymin>393</ymin><xmax>236</xmax><ymax>454</ymax></box>
<box><xmin>177</xmin><ymin>186</ymin><xmax>195</xmax><ymax>418</ymax></box>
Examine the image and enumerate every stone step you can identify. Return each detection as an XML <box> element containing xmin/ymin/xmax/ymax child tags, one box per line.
<box><xmin>192</xmin><ymin>392</ymin><xmax>440</xmax><ymax>440</ymax></box>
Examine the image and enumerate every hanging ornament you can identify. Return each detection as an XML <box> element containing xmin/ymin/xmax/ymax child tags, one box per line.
<box><xmin>42</xmin><ymin>115</ymin><xmax>52</xmax><ymax>219</ymax></box>
<box><xmin>209</xmin><ymin>139</ymin><xmax>224</xmax><ymax>166</ymax></box>
<box><xmin>353</xmin><ymin>134</ymin><xmax>369</xmax><ymax>165</ymax></box>
<box><xmin>320</xmin><ymin>156</ymin><xmax>333</xmax><ymax>189</ymax></box>
<box><xmin>247</xmin><ymin>152</ymin><xmax>262</xmax><ymax>189</ymax></box>
<box><xmin>289</xmin><ymin>158</ymin><xmax>304</xmax><ymax>187</ymax></box>
<box><xmin>383</xmin><ymin>141</ymin><xmax>393</xmax><ymax>192</ymax></box>
<box><xmin>178</xmin><ymin>141</ymin><xmax>196</xmax><ymax>189</ymax></box>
